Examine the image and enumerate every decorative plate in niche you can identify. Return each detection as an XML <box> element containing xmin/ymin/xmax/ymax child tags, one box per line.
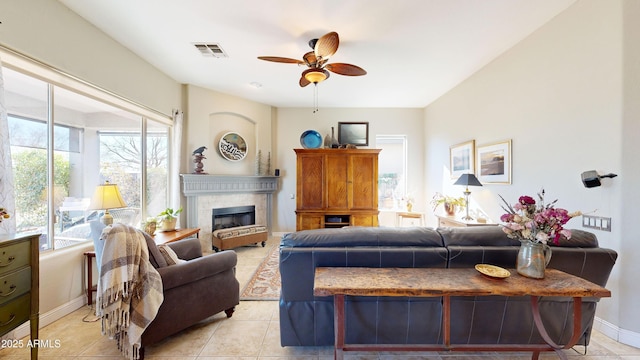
<box><xmin>219</xmin><ymin>132</ymin><xmax>248</xmax><ymax>161</ymax></box>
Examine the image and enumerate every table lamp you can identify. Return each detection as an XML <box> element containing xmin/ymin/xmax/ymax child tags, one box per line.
<box><xmin>453</xmin><ymin>173</ymin><xmax>482</xmax><ymax>220</ymax></box>
<box><xmin>89</xmin><ymin>181</ymin><xmax>127</xmax><ymax>225</ymax></box>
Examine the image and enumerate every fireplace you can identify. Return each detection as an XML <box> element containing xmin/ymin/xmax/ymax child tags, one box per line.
<box><xmin>180</xmin><ymin>174</ymin><xmax>278</xmax><ymax>249</ymax></box>
<box><xmin>210</xmin><ymin>205</ymin><xmax>268</xmax><ymax>252</ymax></box>
<box><xmin>212</xmin><ymin>205</ymin><xmax>256</xmax><ymax>230</ymax></box>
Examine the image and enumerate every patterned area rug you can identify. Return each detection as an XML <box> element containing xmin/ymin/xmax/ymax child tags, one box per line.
<box><xmin>240</xmin><ymin>245</ymin><xmax>280</xmax><ymax>300</ymax></box>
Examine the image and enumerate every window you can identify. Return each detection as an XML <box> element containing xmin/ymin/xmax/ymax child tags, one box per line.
<box><xmin>2</xmin><ymin>65</ymin><xmax>171</xmax><ymax>251</ymax></box>
<box><xmin>145</xmin><ymin>122</ymin><xmax>169</xmax><ymax>218</ymax></box>
<box><xmin>376</xmin><ymin>135</ymin><xmax>408</xmax><ymax>210</ymax></box>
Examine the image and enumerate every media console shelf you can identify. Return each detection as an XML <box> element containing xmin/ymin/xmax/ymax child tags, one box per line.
<box><xmin>324</xmin><ymin>215</ymin><xmax>351</xmax><ymax>228</ymax></box>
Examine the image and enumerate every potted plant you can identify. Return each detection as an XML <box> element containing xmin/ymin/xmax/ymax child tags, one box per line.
<box><xmin>142</xmin><ymin>217</ymin><xmax>158</xmax><ymax>235</ymax></box>
<box><xmin>430</xmin><ymin>193</ymin><xmax>465</xmax><ymax>216</ymax></box>
<box><xmin>157</xmin><ymin>207</ymin><xmax>182</xmax><ymax>231</ymax></box>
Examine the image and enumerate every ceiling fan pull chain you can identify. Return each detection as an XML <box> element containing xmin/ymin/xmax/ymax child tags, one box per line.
<box><xmin>313</xmin><ymin>84</ymin><xmax>319</xmax><ymax>113</ymax></box>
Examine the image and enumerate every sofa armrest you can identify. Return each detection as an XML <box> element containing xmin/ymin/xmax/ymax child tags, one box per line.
<box><xmin>156</xmin><ymin>250</ymin><xmax>237</xmax><ymax>291</ymax></box>
<box><xmin>166</xmin><ymin>237</ymin><xmax>203</xmax><ymax>260</ymax></box>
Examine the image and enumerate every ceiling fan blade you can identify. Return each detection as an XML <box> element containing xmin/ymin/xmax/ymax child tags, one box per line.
<box><xmin>299</xmin><ymin>76</ymin><xmax>311</xmax><ymax>87</ymax></box>
<box><xmin>315</xmin><ymin>31</ymin><xmax>339</xmax><ymax>60</ymax></box>
<box><xmin>325</xmin><ymin>63</ymin><xmax>367</xmax><ymax>76</ymax></box>
<box><xmin>258</xmin><ymin>56</ymin><xmax>304</xmax><ymax>65</ymax></box>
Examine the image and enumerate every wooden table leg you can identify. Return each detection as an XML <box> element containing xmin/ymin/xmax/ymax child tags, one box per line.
<box><xmin>443</xmin><ymin>295</ymin><xmax>450</xmax><ymax>347</ymax></box>
<box><xmin>84</xmin><ymin>251</ymin><xmax>96</xmax><ymax>306</ymax></box>
<box><xmin>334</xmin><ymin>294</ymin><xmax>345</xmax><ymax>360</ymax></box>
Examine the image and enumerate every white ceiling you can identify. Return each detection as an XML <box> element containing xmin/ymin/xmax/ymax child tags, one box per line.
<box><xmin>59</xmin><ymin>0</ymin><xmax>575</xmax><ymax>109</ymax></box>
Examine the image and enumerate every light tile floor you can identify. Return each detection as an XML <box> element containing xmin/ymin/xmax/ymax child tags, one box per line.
<box><xmin>2</xmin><ymin>237</ymin><xmax>640</xmax><ymax>359</ymax></box>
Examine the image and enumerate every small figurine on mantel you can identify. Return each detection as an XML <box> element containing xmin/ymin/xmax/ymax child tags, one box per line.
<box><xmin>192</xmin><ymin>146</ymin><xmax>207</xmax><ymax>174</ymax></box>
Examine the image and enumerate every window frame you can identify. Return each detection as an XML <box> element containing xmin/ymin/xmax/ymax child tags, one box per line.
<box><xmin>375</xmin><ymin>134</ymin><xmax>408</xmax><ymax>210</ymax></box>
<box><xmin>1</xmin><ymin>46</ymin><xmax>173</xmax><ymax>251</ymax></box>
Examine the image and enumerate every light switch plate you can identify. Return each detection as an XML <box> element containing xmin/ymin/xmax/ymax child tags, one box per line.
<box><xmin>582</xmin><ymin>214</ymin><xmax>612</xmax><ymax>232</ymax></box>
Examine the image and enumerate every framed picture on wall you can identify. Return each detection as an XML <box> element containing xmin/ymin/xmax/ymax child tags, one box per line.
<box><xmin>476</xmin><ymin>139</ymin><xmax>512</xmax><ymax>184</ymax></box>
<box><xmin>450</xmin><ymin>140</ymin><xmax>475</xmax><ymax>178</ymax></box>
<box><xmin>338</xmin><ymin>122</ymin><xmax>369</xmax><ymax>146</ymax></box>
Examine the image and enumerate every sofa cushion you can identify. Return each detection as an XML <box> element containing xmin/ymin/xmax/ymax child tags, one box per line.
<box><xmin>157</xmin><ymin>244</ymin><xmax>186</xmax><ymax>265</ymax></box>
<box><xmin>281</xmin><ymin>226</ymin><xmax>444</xmax><ymax>247</ymax></box>
<box><xmin>553</xmin><ymin>229</ymin><xmax>599</xmax><ymax>247</ymax></box>
<box><xmin>440</xmin><ymin>226</ymin><xmax>599</xmax><ymax>248</ymax></box>
<box><xmin>141</xmin><ymin>231</ymin><xmax>168</xmax><ymax>268</ymax></box>
<box><xmin>439</xmin><ymin>226</ymin><xmax>519</xmax><ymax>246</ymax></box>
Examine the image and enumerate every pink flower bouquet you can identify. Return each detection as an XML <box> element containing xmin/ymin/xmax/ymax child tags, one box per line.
<box><xmin>499</xmin><ymin>190</ymin><xmax>581</xmax><ymax>245</ymax></box>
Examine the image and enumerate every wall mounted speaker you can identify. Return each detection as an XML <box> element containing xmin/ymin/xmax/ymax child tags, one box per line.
<box><xmin>581</xmin><ymin>170</ymin><xmax>618</xmax><ymax>188</ymax></box>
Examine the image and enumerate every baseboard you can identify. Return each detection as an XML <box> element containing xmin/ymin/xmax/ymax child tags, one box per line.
<box><xmin>7</xmin><ymin>295</ymin><xmax>87</xmax><ymax>340</ymax></box>
<box><xmin>594</xmin><ymin>316</ymin><xmax>640</xmax><ymax>349</ymax></box>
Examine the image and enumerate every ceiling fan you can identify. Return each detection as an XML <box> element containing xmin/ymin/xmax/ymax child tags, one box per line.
<box><xmin>258</xmin><ymin>31</ymin><xmax>367</xmax><ymax>87</ymax></box>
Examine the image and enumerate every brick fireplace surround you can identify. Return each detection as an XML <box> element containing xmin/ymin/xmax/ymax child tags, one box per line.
<box><xmin>180</xmin><ymin>174</ymin><xmax>279</xmax><ymax>244</ymax></box>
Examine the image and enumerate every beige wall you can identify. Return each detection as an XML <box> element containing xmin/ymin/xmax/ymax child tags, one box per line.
<box><xmin>183</xmin><ymin>85</ymin><xmax>273</xmax><ymax>176</ymax></box>
<box><xmin>620</xmin><ymin>0</ymin><xmax>640</xmax><ymax>341</ymax></box>
<box><xmin>0</xmin><ymin>0</ymin><xmax>181</xmax><ymax>116</ymax></box>
<box><xmin>0</xmin><ymin>0</ymin><xmax>181</xmax><ymax>324</ymax></box>
<box><xmin>424</xmin><ymin>0</ymin><xmax>639</xmax><ymax>344</ymax></box>
<box><xmin>273</xmin><ymin>107</ymin><xmax>424</xmax><ymax>232</ymax></box>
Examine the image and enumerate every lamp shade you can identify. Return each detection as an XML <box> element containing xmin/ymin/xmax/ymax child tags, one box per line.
<box><xmin>89</xmin><ymin>181</ymin><xmax>127</xmax><ymax>210</ymax></box>
<box><xmin>454</xmin><ymin>173</ymin><xmax>483</xmax><ymax>187</ymax></box>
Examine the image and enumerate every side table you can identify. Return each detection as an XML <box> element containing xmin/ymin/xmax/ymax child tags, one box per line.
<box><xmin>395</xmin><ymin>211</ymin><xmax>425</xmax><ymax>226</ymax></box>
<box><xmin>153</xmin><ymin>227</ymin><xmax>200</xmax><ymax>245</ymax></box>
<box><xmin>83</xmin><ymin>251</ymin><xmax>96</xmax><ymax>306</ymax></box>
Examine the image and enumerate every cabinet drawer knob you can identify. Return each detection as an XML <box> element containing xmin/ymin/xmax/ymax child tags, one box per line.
<box><xmin>0</xmin><ymin>313</ymin><xmax>16</xmax><ymax>326</ymax></box>
<box><xmin>0</xmin><ymin>284</ymin><xmax>17</xmax><ymax>297</ymax></box>
<box><xmin>0</xmin><ymin>255</ymin><xmax>16</xmax><ymax>267</ymax></box>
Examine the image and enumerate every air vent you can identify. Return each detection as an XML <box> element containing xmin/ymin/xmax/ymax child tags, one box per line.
<box><xmin>193</xmin><ymin>43</ymin><xmax>228</xmax><ymax>58</ymax></box>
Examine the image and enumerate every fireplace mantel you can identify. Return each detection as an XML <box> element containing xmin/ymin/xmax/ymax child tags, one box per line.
<box><xmin>180</xmin><ymin>174</ymin><xmax>278</xmax><ymax>234</ymax></box>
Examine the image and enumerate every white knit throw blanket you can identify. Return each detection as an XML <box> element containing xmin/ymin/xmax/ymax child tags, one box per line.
<box><xmin>97</xmin><ymin>224</ymin><xmax>164</xmax><ymax>360</ymax></box>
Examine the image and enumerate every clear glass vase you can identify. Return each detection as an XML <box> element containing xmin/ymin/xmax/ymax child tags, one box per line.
<box><xmin>517</xmin><ymin>240</ymin><xmax>552</xmax><ymax>279</ymax></box>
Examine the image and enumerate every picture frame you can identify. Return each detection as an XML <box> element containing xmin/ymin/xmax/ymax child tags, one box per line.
<box><xmin>450</xmin><ymin>140</ymin><xmax>475</xmax><ymax>178</ymax></box>
<box><xmin>476</xmin><ymin>139</ymin><xmax>512</xmax><ymax>184</ymax></box>
<box><xmin>338</xmin><ymin>122</ymin><xmax>369</xmax><ymax>146</ymax></box>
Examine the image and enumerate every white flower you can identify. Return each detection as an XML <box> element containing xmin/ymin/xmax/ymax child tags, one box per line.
<box><xmin>536</xmin><ymin>232</ymin><xmax>549</xmax><ymax>244</ymax></box>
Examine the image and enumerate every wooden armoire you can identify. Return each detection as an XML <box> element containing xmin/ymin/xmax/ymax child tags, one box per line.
<box><xmin>295</xmin><ymin>148</ymin><xmax>380</xmax><ymax>230</ymax></box>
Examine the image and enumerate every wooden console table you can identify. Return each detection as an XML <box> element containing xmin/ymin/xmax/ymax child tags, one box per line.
<box><xmin>314</xmin><ymin>267</ymin><xmax>611</xmax><ymax>360</ymax></box>
<box><xmin>84</xmin><ymin>228</ymin><xmax>200</xmax><ymax>305</ymax></box>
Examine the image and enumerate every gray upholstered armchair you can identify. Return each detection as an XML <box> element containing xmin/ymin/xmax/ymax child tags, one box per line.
<box><xmin>141</xmin><ymin>234</ymin><xmax>239</xmax><ymax>347</ymax></box>
<box><xmin>91</xmin><ymin>222</ymin><xmax>240</xmax><ymax>356</ymax></box>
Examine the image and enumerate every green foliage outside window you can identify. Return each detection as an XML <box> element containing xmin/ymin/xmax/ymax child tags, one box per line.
<box><xmin>13</xmin><ymin>150</ymin><xmax>70</xmax><ymax>229</ymax></box>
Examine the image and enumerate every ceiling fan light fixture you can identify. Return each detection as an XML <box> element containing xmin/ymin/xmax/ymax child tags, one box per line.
<box><xmin>303</xmin><ymin>68</ymin><xmax>328</xmax><ymax>84</ymax></box>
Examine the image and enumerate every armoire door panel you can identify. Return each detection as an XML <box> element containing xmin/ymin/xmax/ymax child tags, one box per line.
<box><xmin>297</xmin><ymin>155</ymin><xmax>324</xmax><ymax>209</ymax></box>
<box><xmin>351</xmin><ymin>155</ymin><xmax>378</xmax><ymax>209</ymax></box>
<box><xmin>326</xmin><ymin>155</ymin><xmax>349</xmax><ymax>209</ymax></box>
